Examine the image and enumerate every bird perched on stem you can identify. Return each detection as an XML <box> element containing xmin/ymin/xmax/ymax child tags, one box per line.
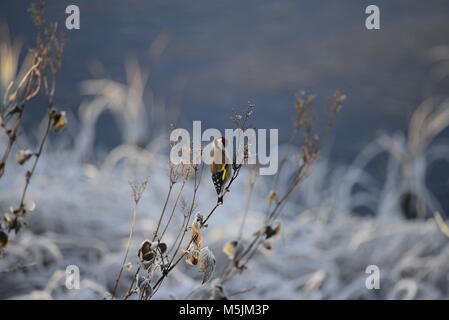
<box><xmin>210</xmin><ymin>137</ymin><xmax>232</xmax><ymax>204</ymax></box>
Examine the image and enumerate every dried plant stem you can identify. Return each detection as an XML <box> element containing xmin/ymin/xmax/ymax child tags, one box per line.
<box><xmin>159</xmin><ymin>180</ymin><xmax>186</xmax><ymax>240</ymax></box>
<box><xmin>166</xmin><ymin>172</ymin><xmax>200</xmax><ymax>258</ymax></box>
<box><xmin>217</xmin><ymin>92</ymin><xmax>343</xmax><ymax>288</ymax></box>
<box><xmin>169</xmin><ymin>170</ymin><xmax>201</xmax><ymax>266</ymax></box>
<box><xmin>238</xmin><ymin>168</ymin><xmax>257</xmax><ymax>239</ymax></box>
<box><xmin>151</xmin><ymin>165</ymin><xmax>239</xmax><ymax>297</ymax></box>
<box><xmin>123</xmin><ymin>265</ymin><xmax>141</xmax><ymax>300</ymax></box>
<box><xmin>0</xmin><ymin>58</ymin><xmax>42</xmax><ymax>178</ymax></box>
<box><xmin>202</xmin><ymin>203</ymin><xmax>220</xmax><ymax>226</ymax></box>
<box><xmin>434</xmin><ymin>212</ymin><xmax>449</xmax><ymax>238</ymax></box>
<box><xmin>219</xmin><ymin>155</ymin><xmax>313</xmax><ymax>282</ymax></box>
<box><xmin>0</xmin><ymin>110</ymin><xmax>23</xmax><ymax>177</ymax></box>
<box><xmin>18</xmin><ymin>112</ymin><xmax>51</xmax><ymax>209</ymax></box>
<box><xmin>152</xmin><ymin>182</ymin><xmax>173</xmax><ymax>241</ymax></box>
<box><xmin>268</xmin><ymin>163</ymin><xmax>311</xmax><ymax>222</ymax></box>
<box><xmin>112</xmin><ymin>181</ymin><xmax>147</xmax><ymax>299</ymax></box>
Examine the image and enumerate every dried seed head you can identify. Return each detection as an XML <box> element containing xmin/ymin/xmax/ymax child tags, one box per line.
<box><xmin>8</xmin><ymin>214</ymin><xmax>26</xmax><ymax>234</ymax></box>
<box><xmin>0</xmin><ymin>230</ymin><xmax>9</xmax><ymax>251</ymax></box>
<box><xmin>3</xmin><ymin>213</ymin><xmax>13</xmax><ymax>225</ymax></box>
<box><xmin>124</xmin><ymin>262</ymin><xmax>132</xmax><ymax>271</ymax></box>
<box><xmin>194</xmin><ymin>212</ymin><xmax>204</xmax><ymax>224</ymax></box>
<box><xmin>136</xmin><ymin>276</ymin><xmax>153</xmax><ymax>300</ymax></box>
<box><xmin>157</xmin><ymin>242</ymin><xmax>167</xmax><ymax>255</ymax></box>
<box><xmin>140</xmin><ymin>282</ymin><xmax>153</xmax><ymax>300</ymax></box>
<box><xmin>138</xmin><ymin>240</ymin><xmax>155</xmax><ymax>262</ymax></box>
<box><xmin>267</xmin><ymin>221</ymin><xmax>282</xmax><ymax>240</ymax></box>
<box><xmin>328</xmin><ymin>90</ymin><xmax>345</xmax><ymax>127</ymax></box>
<box><xmin>181</xmin><ymin>163</ymin><xmax>194</xmax><ymax>179</ymax></box>
<box><xmin>192</xmin><ymin>214</ymin><xmax>203</xmax><ymax>233</ymax></box>
<box><xmin>50</xmin><ymin>109</ymin><xmax>67</xmax><ymax>133</ymax></box>
<box><xmin>191</xmin><ymin>213</ymin><xmax>203</xmax><ymax>249</ymax></box>
<box><xmin>185</xmin><ymin>248</ymin><xmax>200</xmax><ymax>266</ymax></box>
<box><xmin>16</xmin><ymin>150</ymin><xmax>34</xmax><ymax>165</ymax></box>
<box><xmin>260</xmin><ymin>221</ymin><xmax>282</xmax><ymax>251</ymax></box>
<box><xmin>267</xmin><ymin>191</ymin><xmax>278</xmax><ymax>204</ymax></box>
<box><xmin>223</xmin><ymin>240</ymin><xmax>244</xmax><ymax>260</ymax></box>
<box><xmin>254</xmin><ymin>221</ymin><xmax>282</xmax><ymax>241</ymax></box>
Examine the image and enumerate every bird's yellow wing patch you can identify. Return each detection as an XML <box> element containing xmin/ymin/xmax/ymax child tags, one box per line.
<box><xmin>221</xmin><ymin>164</ymin><xmax>227</xmax><ymax>180</ymax></box>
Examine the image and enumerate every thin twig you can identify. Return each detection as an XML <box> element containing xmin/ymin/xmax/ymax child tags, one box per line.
<box><xmin>18</xmin><ymin>112</ymin><xmax>51</xmax><ymax>209</ymax></box>
<box><xmin>159</xmin><ymin>180</ymin><xmax>186</xmax><ymax>240</ymax></box>
<box><xmin>238</xmin><ymin>167</ymin><xmax>257</xmax><ymax>239</ymax></box>
<box><xmin>152</xmin><ymin>178</ymin><xmax>174</xmax><ymax>241</ymax></box>
<box><xmin>112</xmin><ymin>180</ymin><xmax>148</xmax><ymax>299</ymax></box>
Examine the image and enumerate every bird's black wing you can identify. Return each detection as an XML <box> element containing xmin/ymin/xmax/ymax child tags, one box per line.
<box><xmin>211</xmin><ymin>171</ymin><xmax>224</xmax><ymax>195</ymax></box>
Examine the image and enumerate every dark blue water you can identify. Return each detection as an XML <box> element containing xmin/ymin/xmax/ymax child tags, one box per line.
<box><xmin>2</xmin><ymin>0</ymin><xmax>449</xmax><ymax>164</ymax></box>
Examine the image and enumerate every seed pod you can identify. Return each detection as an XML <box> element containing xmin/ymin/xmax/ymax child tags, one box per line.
<box><xmin>50</xmin><ymin>109</ymin><xmax>67</xmax><ymax>133</ymax></box>
<box><xmin>191</xmin><ymin>213</ymin><xmax>203</xmax><ymax>249</ymax></box>
<box><xmin>136</xmin><ymin>276</ymin><xmax>153</xmax><ymax>300</ymax></box>
<box><xmin>0</xmin><ymin>230</ymin><xmax>9</xmax><ymax>251</ymax></box>
<box><xmin>16</xmin><ymin>150</ymin><xmax>34</xmax><ymax>165</ymax></box>
<box><xmin>138</xmin><ymin>240</ymin><xmax>155</xmax><ymax>262</ymax></box>
<box><xmin>266</xmin><ymin>221</ymin><xmax>282</xmax><ymax>240</ymax></box>
<box><xmin>198</xmin><ymin>247</ymin><xmax>215</xmax><ymax>284</ymax></box>
<box><xmin>157</xmin><ymin>242</ymin><xmax>167</xmax><ymax>254</ymax></box>
<box><xmin>147</xmin><ymin>241</ymin><xmax>167</xmax><ymax>253</ymax></box>
<box><xmin>267</xmin><ymin>191</ymin><xmax>278</xmax><ymax>203</ymax></box>
<box><xmin>124</xmin><ymin>262</ymin><xmax>132</xmax><ymax>271</ymax></box>
<box><xmin>185</xmin><ymin>248</ymin><xmax>200</xmax><ymax>266</ymax></box>
<box><xmin>223</xmin><ymin>240</ymin><xmax>244</xmax><ymax>260</ymax></box>
<box><xmin>254</xmin><ymin>221</ymin><xmax>282</xmax><ymax>241</ymax></box>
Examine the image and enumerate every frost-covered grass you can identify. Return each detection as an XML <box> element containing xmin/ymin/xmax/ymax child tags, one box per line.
<box><xmin>1</xmin><ymin>141</ymin><xmax>449</xmax><ymax>299</ymax></box>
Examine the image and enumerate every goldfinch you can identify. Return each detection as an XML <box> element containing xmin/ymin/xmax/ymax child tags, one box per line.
<box><xmin>210</xmin><ymin>137</ymin><xmax>232</xmax><ymax>204</ymax></box>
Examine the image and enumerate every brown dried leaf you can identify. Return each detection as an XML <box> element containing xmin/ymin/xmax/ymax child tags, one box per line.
<box><xmin>191</xmin><ymin>213</ymin><xmax>203</xmax><ymax>249</ymax></box>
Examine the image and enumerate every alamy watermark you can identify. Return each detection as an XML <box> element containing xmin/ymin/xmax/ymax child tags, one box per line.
<box><xmin>170</xmin><ymin>121</ymin><xmax>278</xmax><ymax>175</ymax></box>
<box><xmin>365</xmin><ymin>265</ymin><xmax>380</xmax><ymax>290</ymax></box>
<box><xmin>365</xmin><ymin>5</ymin><xmax>380</xmax><ymax>30</ymax></box>
<box><xmin>65</xmin><ymin>264</ymin><xmax>80</xmax><ymax>290</ymax></box>
<box><xmin>65</xmin><ymin>5</ymin><xmax>80</xmax><ymax>30</ymax></box>
<box><xmin>64</xmin><ymin>4</ymin><xmax>380</xmax><ymax>31</ymax></box>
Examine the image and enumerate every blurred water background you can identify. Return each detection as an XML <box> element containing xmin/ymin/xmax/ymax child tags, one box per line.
<box><xmin>1</xmin><ymin>0</ymin><xmax>449</xmax><ymax>158</ymax></box>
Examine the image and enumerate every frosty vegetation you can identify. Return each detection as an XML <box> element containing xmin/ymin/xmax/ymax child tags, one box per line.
<box><xmin>2</xmin><ymin>1</ymin><xmax>449</xmax><ymax>300</ymax></box>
